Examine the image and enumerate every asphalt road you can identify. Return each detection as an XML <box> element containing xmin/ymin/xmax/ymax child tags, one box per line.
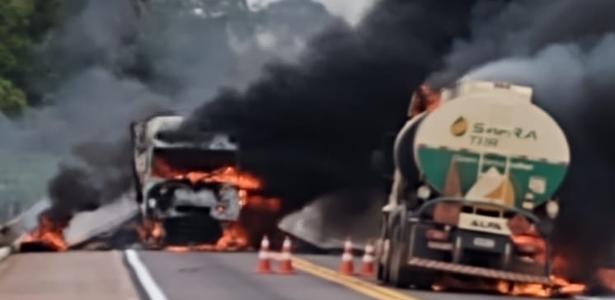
<box><xmin>0</xmin><ymin>251</ymin><xmax>611</xmax><ymax>300</ymax></box>
<box><xmin>0</xmin><ymin>251</ymin><xmax>139</xmax><ymax>300</ymax></box>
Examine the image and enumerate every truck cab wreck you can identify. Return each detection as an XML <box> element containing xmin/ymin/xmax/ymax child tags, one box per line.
<box><xmin>132</xmin><ymin>115</ymin><xmax>254</xmax><ymax>248</ymax></box>
<box><xmin>377</xmin><ymin>81</ymin><xmax>570</xmax><ymax>291</ymax></box>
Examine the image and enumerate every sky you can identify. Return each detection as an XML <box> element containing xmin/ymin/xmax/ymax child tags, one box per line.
<box><xmin>247</xmin><ymin>0</ymin><xmax>377</xmax><ymax>25</ymax></box>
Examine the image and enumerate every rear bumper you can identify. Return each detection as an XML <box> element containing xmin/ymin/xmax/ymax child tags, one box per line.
<box><xmin>406</xmin><ymin>221</ymin><xmax>549</xmax><ymax>284</ymax></box>
<box><xmin>407</xmin><ymin>257</ymin><xmax>551</xmax><ymax>284</ymax></box>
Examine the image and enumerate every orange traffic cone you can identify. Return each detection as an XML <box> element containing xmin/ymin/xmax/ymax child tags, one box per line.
<box><xmin>339</xmin><ymin>238</ymin><xmax>354</xmax><ymax>276</ymax></box>
<box><xmin>256</xmin><ymin>235</ymin><xmax>272</xmax><ymax>274</ymax></box>
<box><xmin>278</xmin><ymin>236</ymin><xmax>294</xmax><ymax>274</ymax></box>
<box><xmin>360</xmin><ymin>241</ymin><xmax>375</xmax><ymax>277</ymax></box>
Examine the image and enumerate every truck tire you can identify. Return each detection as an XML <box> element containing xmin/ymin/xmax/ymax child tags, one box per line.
<box><xmin>376</xmin><ymin>214</ymin><xmax>390</xmax><ymax>283</ymax></box>
<box><xmin>389</xmin><ymin>222</ymin><xmax>437</xmax><ymax>289</ymax></box>
<box><xmin>389</xmin><ymin>223</ymin><xmax>412</xmax><ymax>288</ymax></box>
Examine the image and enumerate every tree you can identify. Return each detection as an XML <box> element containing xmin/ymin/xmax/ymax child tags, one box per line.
<box><xmin>0</xmin><ymin>0</ymin><xmax>59</xmax><ymax>113</ymax></box>
<box><xmin>0</xmin><ymin>78</ymin><xmax>27</xmax><ymax>116</ymax></box>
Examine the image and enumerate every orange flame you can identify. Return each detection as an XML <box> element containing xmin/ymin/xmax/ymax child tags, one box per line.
<box><xmin>506</xmin><ymin>282</ymin><xmax>551</xmax><ymax>298</ymax></box>
<box><xmin>510</xmin><ymin>234</ymin><xmax>547</xmax><ymax>264</ymax></box>
<box><xmin>409</xmin><ymin>84</ymin><xmax>442</xmax><ymax>117</ymax></box>
<box><xmin>21</xmin><ymin>215</ymin><xmax>68</xmax><ymax>252</ymax></box>
<box><xmin>596</xmin><ymin>268</ymin><xmax>615</xmax><ymax>292</ymax></box>
<box><xmin>492</xmin><ymin>276</ymin><xmax>586</xmax><ymax>298</ymax></box>
<box><xmin>175</xmin><ymin>166</ymin><xmax>261</xmax><ymax>190</ymax></box>
<box><xmin>162</xmin><ymin>222</ymin><xmax>250</xmax><ymax>253</ymax></box>
<box><xmin>215</xmin><ymin>223</ymin><xmax>249</xmax><ymax>251</ymax></box>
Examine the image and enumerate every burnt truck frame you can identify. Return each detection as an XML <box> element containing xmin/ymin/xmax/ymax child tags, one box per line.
<box><xmin>131</xmin><ymin>115</ymin><xmax>242</xmax><ymax>247</ymax></box>
<box><xmin>376</xmin><ymin>81</ymin><xmax>566</xmax><ymax>289</ymax></box>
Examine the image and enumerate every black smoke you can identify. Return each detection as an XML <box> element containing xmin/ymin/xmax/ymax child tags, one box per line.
<box><xmin>185</xmin><ymin>0</ymin><xmax>615</xmax><ymax>281</ymax></box>
<box><xmin>186</xmin><ymin>0</ymin><xmax>481</xmax><ymax>215</ymax></box>
<box><xmin>26</xmin><ymin>0</ymin><xmax>335</xmax><ymax>222</ymax></box>
<box><xmin>47</xmin><ymin>139</ymin><xmax>133</xmax><ymax>221</ymax></box>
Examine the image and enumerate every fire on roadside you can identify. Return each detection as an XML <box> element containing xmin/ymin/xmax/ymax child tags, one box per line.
<box><xmin>493</xmin><ymin>276</ymin><xmax>585</xmax><ymax>298</ymax></box>
<box><xmin>164</xmin><ymin>222</ymin><xmax>251</xmax><ymax>253</ymax></box>
<box><xmin>596</xmin><ymin>268</ymin><xmax>615</xmax><ymax>292</ymax></box>
<box><xmin>20</xmin><ymin>214</ymin><xmax>68</xmax><ymax>252</ymax></box>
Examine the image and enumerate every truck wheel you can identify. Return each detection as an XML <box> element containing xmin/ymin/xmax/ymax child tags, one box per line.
<box><xmin>376</xmin><ymin>214</ymin><xmax>390</xmax><ymax>283</ymax></box>
<box><xmin>389</xmin><ymin>223</ymin><xmax>437</xmax><ymax>289</ymax></box>
<box><xmin>389</xmin><ymin>224</ymin><xmax>412</xmax><ymax>288</ymax></box>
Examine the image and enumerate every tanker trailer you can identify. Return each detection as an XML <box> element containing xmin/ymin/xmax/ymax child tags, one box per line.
<box><xmin>376</xmin><ymin>80</ymin><xmax>569</xmax><ymax>288</ymax></box>
<box><xmin>132</xmin><ymin>115</ymin><xmax>257</xmax><ymax>249</ymax></box>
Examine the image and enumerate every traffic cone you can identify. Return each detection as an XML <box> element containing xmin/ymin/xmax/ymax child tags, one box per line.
<box><xmin>278</xmin><ymin>236</ymin><xmax>294</xmax><ymax>274</ymax></box>
<box><xmin>256</xmin><ymin>235</ymin><xmax>272</xmax><ymax>274</ymax></box>
<box><xmin>338</xmin><ymin>238</ymin><xmax>354</xmax><ymax>276</ymax></box>
<box><xmin>360</xmin><ymin>241</ymin><xmax>375</xmax><ymax>277</ymax></box>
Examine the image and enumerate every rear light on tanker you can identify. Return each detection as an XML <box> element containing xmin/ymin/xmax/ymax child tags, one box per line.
<box><xmin>546</xmin><ymin>200</ymin><xmax>559</xmax><ymax>219</ymax></box>
<box><xmin>417</xmin><ymin>185</ymin><xmax>431</xmax><ymax>200</ymax></box>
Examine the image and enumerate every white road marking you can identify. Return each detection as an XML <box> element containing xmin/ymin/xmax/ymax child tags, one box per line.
<box><xmin>125</xmin><ymin>250</ymin><xmax>168</xmax><ymax>300</ymax></box>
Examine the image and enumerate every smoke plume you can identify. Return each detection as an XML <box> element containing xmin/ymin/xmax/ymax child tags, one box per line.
<box><xmin>0</xmin><ymin>0</ymin><xmax>335</xmax><ymax>221</ymax></box>
<box><xmin>186</xmin><ymin>0</ymin><xmax>615</xmax><ymax>278</ymax></box>
<box><xmin>186</xmin><ymin>0</ymin><xmax>480</xmax><ymax>215</ymax></box>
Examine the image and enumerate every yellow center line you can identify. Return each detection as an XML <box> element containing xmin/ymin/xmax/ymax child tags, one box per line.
<box><xmin>292</xmin><ymin>257</ymin><xmax>420</xmax><ymax>300</ymax></box>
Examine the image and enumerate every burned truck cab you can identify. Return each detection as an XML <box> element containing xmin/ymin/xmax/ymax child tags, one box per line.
<box><xmin>132</xmin><ymin>115</ymin><xmax>249</xmax><ymax>247</ymax></box>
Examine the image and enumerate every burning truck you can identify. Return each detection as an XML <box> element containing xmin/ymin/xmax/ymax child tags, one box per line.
<box><xmin>376</xmin><ymin>80</ymin><xmax>581</xmax><ymax>295</ymax></box>
<box><xmin>132</xmin><ymin>115</ymin><xmax>266</xmax><ymax>250</ymax></box>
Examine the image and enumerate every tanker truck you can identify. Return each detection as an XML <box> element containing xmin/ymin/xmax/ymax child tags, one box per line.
<box><xmin>132</xmin><ymin>115</ymin><xmax>255</xmax><ymax>248</ymax></box>
<box><xmin>376</xmin><ymin>80</ymin><xmax>569</xmax><ymax>288</ymax></box>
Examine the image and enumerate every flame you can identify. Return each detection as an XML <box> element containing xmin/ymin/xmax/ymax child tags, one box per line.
<box><xmin>409</xmin><ymin>84</ymin><xmax>442</xmax><ymax>117</ymax></box>
<box><xmin>138</xmin><ymin>219</ymin><xmax>165</xmax><ymax>247</ymax></box>
<box><xmin>596</xmin><ymin>268</ymin><xmax>615</xmax><ymax>292</ymax></box>
<box><xmin>165</xmin><ymin>246</ymin><xmax>191</xmax><ymax>253</ymax></box>
<box><xmin>175</xmin><ymin>166</ymin><xmax>261</xmax><ymax>190</ymax></box>
<box><xmin>433</xmin><ymin>233</ymin><xmax>586</xmax><ymax>297</ymax></box>
<box><xmin>20</xmin><ymin>215</ymin><xmax>68</xmax><ymax>252</ymax></box>
<box><xmin>215</xmin><ymin>223</ymin><xmax>249</xmax><ymax>250</ymax></box>
<box><xmin>492</xmin><ymin>276</ymin><xmax>585</xmax><ymax>298</ymax></box>
<box><xmin>510</xmin><ymin>234</ymin><xmax>547</xmax><ymax>264</ymax></box>
<box><xmin>161</xmin><ymin>222</ymin><xmax>250</xmax><ymax>253</ymax></box>
<box><xmin>142</xmin><ymin>164</ymin><xmax>280</xmax><ymax>251</ymax></box>
<box><xmin>506</xmin><ymin>282</ymin><xmax>551</xmax><ymax>298</ymax></box>
<box><xmin>551</xmin><ymin>275</ymin><xmax>586</xmax><ymax>295</ymax></box>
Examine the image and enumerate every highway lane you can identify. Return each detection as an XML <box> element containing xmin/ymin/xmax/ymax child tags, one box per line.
<box><xmin>299</xmin><ymin>254</ymin><xmax>556</xmax><ymax>300</ymax></box>
<box><xmin>0</xmin><ymin>251</ymin><xmax>139</xmax><ymax>300</ymax></box>
<box><xmin>138</xmin><ymin>251</ymin><xmax>372</xmax><ymax>300</ymax></box>
<box><xmin>0</xmin><ymin>251</ymin><xmax>610</xmax><ymax>300</ymax></box>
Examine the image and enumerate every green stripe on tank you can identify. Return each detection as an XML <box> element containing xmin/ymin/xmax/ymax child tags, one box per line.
<box><xmin>416</xmin><ymin>146</ymin><xmax>567</xmax><ymax>209</ymax></box>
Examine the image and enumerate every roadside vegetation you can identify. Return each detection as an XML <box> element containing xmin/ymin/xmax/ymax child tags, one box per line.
<box><xmin>0</xmin><ymin>0</ymin><xmax>58</xmax><ymax>116</ymax></box>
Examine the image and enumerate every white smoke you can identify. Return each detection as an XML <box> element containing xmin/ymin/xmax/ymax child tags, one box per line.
<box><xmin>314</xmin><ymin>0</ymin><xmax>377</xmax><ymax>25</ymax></box>
<box><xmin>248</xmin><ymin>0</ymin><xmax>377</xmax><ymax>25</ymax></box>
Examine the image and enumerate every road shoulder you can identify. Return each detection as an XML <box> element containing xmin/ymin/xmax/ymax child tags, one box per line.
<box><xmin>0</xmin><ymin>247</ymin><xmax>10</xmax><ymax>263</ymax></box>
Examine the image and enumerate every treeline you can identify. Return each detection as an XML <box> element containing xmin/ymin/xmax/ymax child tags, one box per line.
<box><xmin>0</xmin><ymin>0</ymin><xmax>58</xmax><ymax>116</ymax></box>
